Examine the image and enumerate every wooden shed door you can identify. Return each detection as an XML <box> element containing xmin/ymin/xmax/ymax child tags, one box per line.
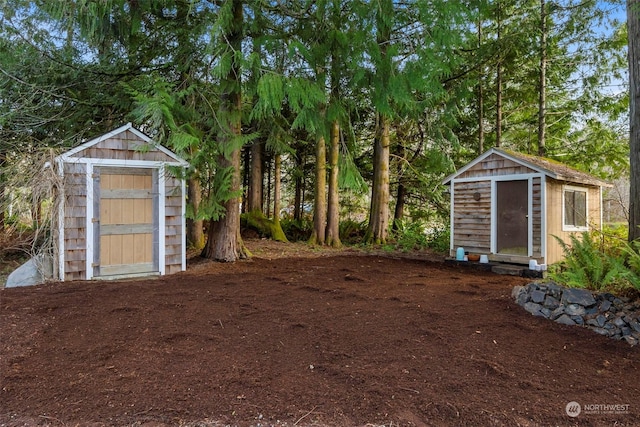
<box><xmin>496</xmin><ymin>180</ymin><xmax>528</xmax><ymax>255</ymax></box>
<box><xmin>96</xmin><ymin>168</ymin><xmax>158</xmax><ymax>277</ymax></box>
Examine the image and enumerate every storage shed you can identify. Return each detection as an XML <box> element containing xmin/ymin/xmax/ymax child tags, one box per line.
<box><xmin>54</xmin><ymin>123</ymin><xmax>188</xmax><ymax>281</ymax></box>
<box><xmin>442</xmin><ymin>148</ymin><xmax>610</xmax><ymax>266</ymax></box>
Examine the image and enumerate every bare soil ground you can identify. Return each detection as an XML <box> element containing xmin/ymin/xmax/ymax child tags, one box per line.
<box><xmin>1</xmin><ymin>239</ymin><xmax>639</xmax><ymax>426</ymax></box>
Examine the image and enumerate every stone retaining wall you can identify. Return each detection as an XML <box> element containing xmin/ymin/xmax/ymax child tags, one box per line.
<box><xmin>513</xmin><ymin>282</ymin><xmax>640</xmax><ymax>346</ymax></box>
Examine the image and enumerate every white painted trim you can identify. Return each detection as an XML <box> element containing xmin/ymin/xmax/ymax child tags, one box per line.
<box><xmin>561</xmin><ymin>184</ymin><xmax>589</xmax><ymax>232</ymax></box>
<box><xmin>449</xmin><ymin>183</ymin><xmax>455</xmax><ymax>255</ymax></box>
<box><xmin>528</xmin><ymin>177</ymin><xmax>533</xmax><ymax>257</ymax></box>
<box><xmin>158</xmin><ymin>165</ymin><xmax>166</xmax><ymax>275</ymax></box>
<box><xmin>181</xmin><ymin>177</ymin><xmax>187</xmax><ymax>271</ymax></box>
<box><xmin>61</xmin><ymin>123</ymin><xmax>138</xmax><ymax>158</ymax></box>
<box><xmin>56</xmin><ymin>158</ymin><xmax>66</xmax><ymax>281</ymax></box>
<box><xmin>541</xmin><ymin>175</ymin><xmax>547</xmax><ymax>263</ymax></box>
<box><xmin>490</xmin><ymin>180</ymin><xmax>497</xmax><ymax>254</ymax></box>
<box><xmin>85</xmin><ymin>163</ymin><xmax>94</xmax><ymax>280</ymax></box>
<box><xmin>56</xmin><ymin>123</ymin><xmax>188</xmax><ymax>165</ymax></box>
<box><xmin>450</xmin><ymin>172</ymin><xmax>544</xmax><ymax>184</ymax></box>
<box><xmin>58</xmin><ymin>157</ymin><xmax>188</xmax><ymax>168</ymax></box>
<box><xmin>442</xmin><ymin>148</ymin><xmax>551</xmax><ymax>185</ymax></box>
<box><xmin>599</xmin><ymin>186</ymin><xmax>604</xmax><ymax>231</ymax></box>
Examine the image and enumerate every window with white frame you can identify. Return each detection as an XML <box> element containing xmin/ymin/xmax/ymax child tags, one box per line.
<box><xmin>563</xmin><ymin>186</ymin><xmax>588</xmax><ymax>230</ymax></box>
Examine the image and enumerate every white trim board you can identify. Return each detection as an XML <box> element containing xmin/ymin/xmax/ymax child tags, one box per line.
<box><xmin>58</xmin><ymin>123</ymin><xmax>188</xmax><ymax>166</ymax></box>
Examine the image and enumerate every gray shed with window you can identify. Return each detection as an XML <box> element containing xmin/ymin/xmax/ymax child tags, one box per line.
<box><xmin>442</xmin><ymin>148</ymin><xmax>610</xmax><ymax>265</ymax></box>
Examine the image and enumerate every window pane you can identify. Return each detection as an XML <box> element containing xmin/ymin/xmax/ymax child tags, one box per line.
<box><xmin>564</xmin><ymin>190</ymin><xmax>575</xmax><ymax>226</ymax></box>
<box><xmin>575</xmin><ymin>191</ymin><xmax>587</xmax><ymax>227</ymax></box>
<box><xmin>564</xmin><ymin>189</ymin><xmax>587</xmax><ymax>227</ymax></box>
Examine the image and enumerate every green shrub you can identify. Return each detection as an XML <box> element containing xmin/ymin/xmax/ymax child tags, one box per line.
<box><xmin>549</xmin><ymin>232</ymin><xmax>640</xmax><ymax>293</ymax></box>
<box><xmin>425</xmin><ymin>224</ymin><xmax>450</xmax><ymax>254</ymax></box>
<box><xmin>339</xmin><ymin>219</ymin><xmax>367</xmax><ymax>244</ymax></box>
<box><xmin>280</xmin><ymin>217</ymin><xmax>312</xmax><ymax>242</ymax></box>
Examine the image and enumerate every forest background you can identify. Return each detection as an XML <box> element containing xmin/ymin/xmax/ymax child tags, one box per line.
<box><xmin>0</xmin><ymin>0</ymin><xmax>631</xmax><ymax>262</ymax></box>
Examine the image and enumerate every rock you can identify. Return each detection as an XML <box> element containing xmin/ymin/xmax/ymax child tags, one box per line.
<box><xmin>511</xmin><ymin>285</ymin><xmax>525</xmax><ymax>300</ymax></box>
<box><xmin>550</xmin><ymin>307</ymin><xmax>566</xmax><ymax>320</ymax></box>
<box><xmin>596</xmin><ymin>314</ymin><xmax>607</xmax><ymax>328</ymax></box>
<box><xmin>6</xmin><ymin>255</ymin><xmax>53</xmax><ymax>288</ymax></box>
<box><xmin>571</xmin><ymin>316</ymin><xmax>584</xmax><ymax>326</ymax></box>
<box><xmin>555</xmin><ymin>314</ymin><xmax>576</xmax><ymax>326</ymax></box>
<box><xmin>623</xmin><ymin>336</ymin><xmax>638</xmax><ymax>346</ymax></box>
<box><xmin>586</xmin><ymin>318</ymin><xmax>600</xmax><ymax>328</ymax></box>
<box><xmin>565</xmin><ymin>304</ymin><xmax>586</xmax><ymax>317</ymax></box>
<box><xmin>621</xmin><ymin>327</ymin><xmax>632</xmax><ymax>337</ymax></box>
<box><xmin>531</xmin><ymin>290</ymin><xmax>546</xmax><ymax>304</ymax></box>
<box><xmin>592</xmin><ymin>327</ymin><xmax>610</xmax><ymax>336</ymax></box>
<box><xmin>516</xmin><ymin>291</ymin><xmax>530</xmax><ymax>306</ymax></box>
<box><xmin>524</xmin><ymin>302</ymin><xmax>543</xmax><ymax>316</ymax></box>
<box><xmin>562</xmin><ymin>288</ymin><xmax>596</xmax><ymax>307</ymax></box>
<box><xmin>613</xmin><ymin>317</ymin><xmax>628</xmax><ymax>328</ymax></box>
<box><xmin>629</xmin><ymin>319</ymin><xmax>640</xmax><ymax>333</ymax></box>
<box><xmin>543</xmin><ymin>295</ymin><xmax>560</xmax><ymax>310</ymax></box>
<box><xmin>540</xmin><ymin>307</ymin><xmax>552</xmax><ymax>319</ymax></box>
<box><xmin>526</xmin><ymin>283</ymin><xmax>539</xmax><ymax>292</ymax></box>
<box><xmin>547</xmin><ymin>283</ymin><xmax>564</xmax><ymax>298</ymax></box>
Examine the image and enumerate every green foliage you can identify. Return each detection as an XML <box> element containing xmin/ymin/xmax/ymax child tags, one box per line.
<box><xmin>280</xmin><ymin>217</ymin><xmax>313</xmax><ymax>242</ymax></box>
<box><xmin>388</xmin><ymin>220</ymin><xmax>430</xmax><ymax>252</ymax></box>
<box><xmin>241</xmin><ymin>211</ymin><xmax>288</xmax><ymax>243</ymax></box>
<box><xmin>339</xmin><ymin>219</ymin><xmax>367</xmax><ymax>244</ymax></box>
<box><xmin>549</xmin><ymin>232</ymin><xmax>640</xmax><ymax>293</ymax></box>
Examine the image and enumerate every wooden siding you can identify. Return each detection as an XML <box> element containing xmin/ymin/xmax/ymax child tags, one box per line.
<box><xmin>164</xmin><ymin>173</ymin><xmax>183</xmax><ymax>274</ymax></box>
<box><xmin>63</xmin><ymin>162</ymin><xmax>87</xmax><ymax>281</ymax></box>
<box><xmin>452</xmin><ymin>180</ymin><xmax>491</xmax><ymax>255</ymax></box>
<box><xmin>70</xmin><ymin>130</ymin><xmax>176</xmax><ymax>163</ymax></box>
<box><xmin>457</xmin><ymin>153</ymin><xmax>536</xmax><ymax>179</ymax></box>
<box><xmin>451</xmin><ymin>176</ymin><xmax>544</xmax><ymax>262</ymax></box>
<box><xmin>546</xmin><ymin>179</ymin><xmax>602</xmax><ymax>264</ymax></box>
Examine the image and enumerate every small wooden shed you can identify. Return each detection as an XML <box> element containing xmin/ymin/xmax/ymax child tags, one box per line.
<box><xmin>54</xmin><ymin>123</ymin><xmax>189</xmax><ymax>281</ymax></box>
<box><xmin>442</xmin><ymin>148</ymin><xmax>610</xmax><ymax>266</ymax></box>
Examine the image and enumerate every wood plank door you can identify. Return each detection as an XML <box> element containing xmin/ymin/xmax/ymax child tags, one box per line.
<box><xmin>496</xmin><ymin>180</ymin><xmax>529</xmax><ymax>255</ymax></box>
<box><xmin>96</xmin><ymin>168</ymin><xmax>158</xmax><ymax>277</ymax></box>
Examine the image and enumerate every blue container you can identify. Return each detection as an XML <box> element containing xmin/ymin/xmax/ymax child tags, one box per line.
<box><xmin>456</xmin><ymin>247</ymin><xmax>465</xmax><ymax>261</ymax></box>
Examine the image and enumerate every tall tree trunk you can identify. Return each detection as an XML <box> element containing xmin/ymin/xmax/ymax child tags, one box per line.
<box><xmin>202</xmin><ymin>0</ymin><xmax>246</xmax><ymax>261</ymax></box>
<box><xmin>366</xmin><ymin>114</ymin><xmax>391</xmax><ymax>244</ymax></box>
<box><xmin>538</xmin><ymin>0</ymin><xmax>547</xmax><ymax>157</ymax></box>
<box><xmin>247</xmin><ymin>141</ymin><xmax>263</xmax><ymax>213</ymax></box>
<box><xmin>495</xmin><ymin>1</ymin><xmax>503</xmax><ymax>147</ymax></box>
<box><xmin>309</xmin><ymin>134</ymin><xmax>326</xmax><ymax>245</ymax></box>
<box><xmin>629</xmin><ymin>0</ymin><xmax>640</xmax><ymax>241</ymax></box>
<box><xmin>392</xmin><ymin>139</ymin><xmax>406</xmax><ymax>231</ymax></box>
<box><xmin>325</xmin><ymin>120</ymin><xmax>341</xmax><ymax>247</ymax></box>
<box><xmin>0</xmin><ymin>153</ymin><xmax>5</xmax><ymax>230</ymax></box>
<box><xmin>187</xmin><ymin>176</ymin><xmax>204</xmax><ymax>249</ymax></box>
<box><xmin>241</xmin><ymin>145</ymin><xmax>250</xmax><ymax>213</ymax></box>
<box><xmin>294</xmin><ymin>150</ymin><xmax>303</xmax><ymax>220</ymax></box>
<box><xmin>478</xmin><ymin>18</ymin><xmax>484</xmax><ymax>154</ymax></box>
<box><xmin>273</xmin><ymin>154</ymin><xmax>282</xmax><ymax>225</ymax></box>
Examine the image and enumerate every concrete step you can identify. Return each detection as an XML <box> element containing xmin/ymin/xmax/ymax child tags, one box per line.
<box><xmin>445</xmin><ymin>258</ymin><xmax>543</xmax><ymax>278</ymax></box>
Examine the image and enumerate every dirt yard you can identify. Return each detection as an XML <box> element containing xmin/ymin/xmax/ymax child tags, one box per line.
<box><xmin>1</xmin><ymin>240</ymin><xmax>639</xmax><ymax>426</ymax></box>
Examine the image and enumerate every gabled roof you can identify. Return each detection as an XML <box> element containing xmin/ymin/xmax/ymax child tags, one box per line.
<box><xmin>57</xmin><ymin>123</ymin><xmax>188</xmax><ymax>166</ymax></box>
<box><xmin>442</xmin><ymin>147</ymin><xmax>610</xmax><ymax>187</ymax></box>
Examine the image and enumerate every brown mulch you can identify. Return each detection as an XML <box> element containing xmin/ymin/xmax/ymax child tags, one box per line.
<box><xmin>1</xmin><ymin>240</ymin><xmax>639</xmax><ymax>426</ymax></box>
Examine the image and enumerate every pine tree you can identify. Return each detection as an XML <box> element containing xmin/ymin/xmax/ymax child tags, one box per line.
<box><xmin>629</xmin><ymin>0</ymin><xmax>640</xmax><ymax>241</ymax></box>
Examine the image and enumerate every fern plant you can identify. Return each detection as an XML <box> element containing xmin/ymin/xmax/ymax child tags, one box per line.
<box><xmin>550</xmin><ymin>232</ymin><xmax>639</xmax><ymax>292</ymax></box>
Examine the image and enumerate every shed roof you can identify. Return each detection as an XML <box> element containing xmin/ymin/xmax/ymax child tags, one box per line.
<box><xmin>442</xmin><ymin>147</ymin><xmax>610</xmax><ymax>187</ymax></box>
<box><xmin>57</xmin><ymin>123</ymin><xmax>188</xmax><ymax>166</ymax></box>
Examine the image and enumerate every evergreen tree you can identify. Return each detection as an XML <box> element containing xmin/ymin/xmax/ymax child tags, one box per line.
<box><xmin>629</xmin><ymin>0</ymin><xmax>640</xmax><ymax>241</ymax></box>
